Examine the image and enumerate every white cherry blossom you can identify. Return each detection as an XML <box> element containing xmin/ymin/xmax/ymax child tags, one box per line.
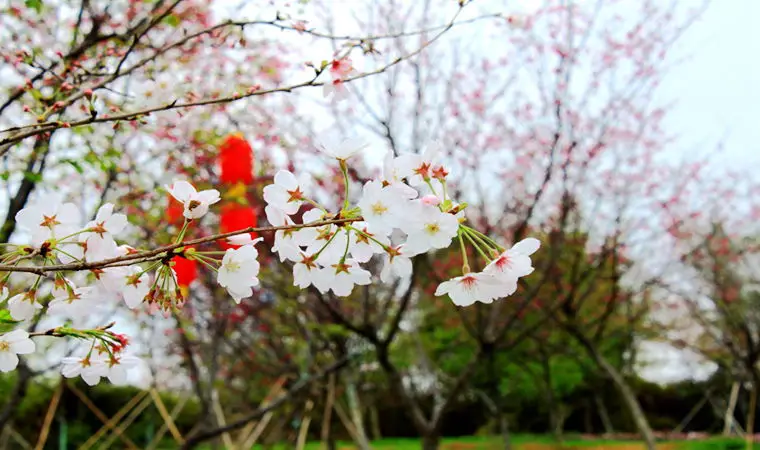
<box><xmin>315</xmin><ymin>130</ymin><xmax>369</xmax><ymax>160</ymax></box>
<box><xmin>123</xmin><ymin>267</ymin><xmax>151</xmax><ymax>309</ymax></box>
<box><xmin>8</xmin><ymin>292</ymin><xmax>42</xmax><ymax>321</ymax></box>
<box><xmin>380</xmin><ymin>246</ymin><xmax>414</xmax><ymax>283</ymax></box>
<box><xmin>218</xmin><ymin>244</ymin><xmax>261</xmax><ymax>303</ymax></box>
<box><xmin>314</xmin><ymin>259</ymin><xmax>371</xmax><ymax>297</ymax></box>
<box><xmin>266</xmin><ymin>206</ymin><xmax>303</xmax><ymax>262</ymax></box>
<box><xmin>15</xmin><ymin>203</ymin><xmax>81</xmax><ymax>246</ymax></box>
<box><xmin>435</xmin><ymin>272</ymin><xmax>503</xmax><ymax>307</ymax></box>
<box><xmin>358</xmin><ymin>181</ymin><xmax>405</xmax><ymax>235</ymax></box>
<box><xmin>263</xmin><ymin>170</ymin><xmax>305</xmax><ymax>215</ymax></box>
<box><xmin>293</xmin><ymin>254</ymin><xmax>322</xmax><ymax>289</ymax></box>
<box><xmin>0</xmin><ymin>330</ymin><xmax>35</xmax><ymax>372</ymax></box>
<box><xmin>401</xmin><ymin>205</ymin><xmax>459</xmax><ymax>255</ymax></box>
<box><xmin>61</xmin><ymin>355</ymin><xmax>109</xmax><ymax>386</ymax></box>
<box><xmin>166</xmin><ymin>180</ymin><xmax>221</xmax><ymax>220</ymax></box>
<box><xmin>350</xmin><ymin>224</ymin><xmax>389</xmax><ymax>263</ymax></box>
<box><xmin>394</xmin><ymin>143</ymin><xmax>441</xmax><ymax>186</ymax></box>
<box><xmin>48</xmin><ymin>286</ymin><xmax>100</xmax><ymax>319</ymax></box>
<box><xmin>485</xmin><ymin>238</ymin><xmax>540</xmax><ymax>278</ymax></box>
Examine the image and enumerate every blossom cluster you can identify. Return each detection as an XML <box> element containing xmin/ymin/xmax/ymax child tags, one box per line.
<box><xmin>260</xmin><ymin>139</ymin><xmax>541</xmax><ymax>306</ymax></box>
<box><xmin>0</xmin><ymin>134</ymin><xmax>539</xmax><ymax>383</ymax></box>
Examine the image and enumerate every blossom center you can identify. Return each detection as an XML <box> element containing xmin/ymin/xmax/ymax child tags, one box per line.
<box><xmin>459</xmin><ymin>275</ymin><xmax>477</xmax><ymax>291</ymax></box>
<box><xmin>414</xmin><ymin>162</ymin><xmax>431</xmax><ymax>179</ymax></box>
<box><xmin>225</xmin><ymin>260</ymin><xmax>241</xmax><ymax>272</ymax></box>
<box><xmin>371</xmin><ymin>202</ymin><xmax>388</xmax><ymax>215</ymax></box>
<box><xmin>424</xmin><ymin>223</ymin><xmax>440</xmax><ymax>235</ymax></box>
<box><xmin>495</xmin><ymin>255</ymin><xmax>512</xmax><ymax>270</ymax></box>
<box><xmin>287</xmin><ymin>187</ymin><xmax>304</xmax><ymax>203</ymax></box>
<box><xmin>0</xmin><ymin>341</ymin><xmax>9</xmax><ymax>351</ymax></box>
<box><xmin>40</xmin><ymin>215</ymin><xmax>60</xmax><ymax>228</ymax></box>
<box><xmin>188</xmin><ymin>200</ymin><xmax>201</xmax><ymax>211</ymax></box>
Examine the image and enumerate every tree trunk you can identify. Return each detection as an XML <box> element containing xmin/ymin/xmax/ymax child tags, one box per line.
<box><xmin>498</xmin><ymin>412</ymin><xmax>512</xmax><ymax>450</ymax></box>
<box><xmin>746</xmin><ymin>384</ymin><xmax>757</xmax><ymax>450</ymax></box>
<box><xmin>552</xmin><ymin>405</ymin><xmax>566</xmax><ymax>440</ymax></box>
<box><xmin>322</xmin><ymin>373</ymin><xmax>336</xmax><ymax>450</ymax></box>
<box><xmin>725</xmin><ymin>382</ymin><xmax>741</xmax><ymax>436</ymax></box>
<box><xmin>477</xmin><ymin>389</ymin><xmax>511</xmax><ymax>450</ymax></box>
<box><xmin>345</xmin><ymin>378</ymin><xmax>371</xmax><ymax>450</ymax></box>
<box><xmin>594</xmin><ymin>391</ymin><xmax>615</xmax><ymax>435</ymax></box>
<box><xmin>369</xmin><ymin>403</ymin><xmax>382</xmax><ymax>440</ymax></box>
<box><xmin>421</xmin><ymin>432</ymin><xmax>440</xmax><ymax>450</ymax></box>
<box><xmin>569</xmin><ymin>327</ymin><xmax>656</xmax><ymax>450</ymax></box>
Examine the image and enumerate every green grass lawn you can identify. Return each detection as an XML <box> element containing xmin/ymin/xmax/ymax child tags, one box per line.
<box><xmin>193</xmin><ymin>435</ymin><xmax>760</xmax><ymax>450</ymax></box>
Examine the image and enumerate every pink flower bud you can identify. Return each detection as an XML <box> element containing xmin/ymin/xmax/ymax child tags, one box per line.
<box><xmin>421</xmin><ymin>195</ymin><xmax>441</xmax><ymax>206</ymax></box>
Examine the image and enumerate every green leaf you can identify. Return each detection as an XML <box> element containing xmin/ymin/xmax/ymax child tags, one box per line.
<box><xmin>0</xmin><ymin>310</ymin><xmax>20</xmax><ymax>333</ymax></box>
<box><xmin>22</xmin><ymin>171</ymin><xmax>42</xmax><ymax>183</ymax></box>
<box><xmin>62</xmin><ymin>159</ymin><xmax>84</xmax><ymax>174</ymax></box>
<box><xmin>24</xmin><ymin>0</ymin><xmax>43</xmax><ymax>13</ymax></box>
<box><xmin>163</xmin><ymin>14</ymin><xmax>180</xmax><ymax>27</ymax></box>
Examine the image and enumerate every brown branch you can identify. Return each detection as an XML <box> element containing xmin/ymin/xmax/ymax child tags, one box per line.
<box><xmin>0</xmin><ymin>218</ymin><xmax>360</xmax><ymax>275</ymax></box>
<box><xmin>0</xmin><ymin>5</ymin><xmax>470</xmax><ymax>154</ymax></box>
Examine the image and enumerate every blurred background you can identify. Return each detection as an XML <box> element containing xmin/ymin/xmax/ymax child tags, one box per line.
<box><xmin>1</xmin><ymin>0</ymin><xmax>759</xmax><ymax>448</ymax></box>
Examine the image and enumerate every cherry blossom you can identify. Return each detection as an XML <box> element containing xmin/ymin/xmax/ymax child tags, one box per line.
<box><xmin>263</xmin><ymin>170</ymin><xmax>305</xmax><ymax>215</ymax></box>
<box><xmin>315</xmin><ymin>131</ymin><xmax>369</xmax><ymax>160</ymax></box>
<box><xmin>217</xmin><ymin>244</ymin><xmax>261</xmax><ymax>303</ymax></box>
<box><xmin>81</xmin><ymin>203</ymin><xmax>128</xmax><ymax>261</ymax></box>
<box><xmin>380</xmin><ymin>246</ymin><xmax>414</xmax><ymax>283</ymax></box>
<box><xmin>394</xmin><ymin>143</ymin><xmax>441</xmax><ymax>186</ymax></box>
<box><xmin>8</xmin><ymin>292</ymin><xmax>42</xmax><ymax>321</ymax></box>
<box><xmin>227</xmin><ymin>234</ymin><xmax>262</xmax><ymax>246</ymax></box>
<box><xmin>485</xmin><ymin>238</ymin><xmax>541</xmax><ymax>279</ymax></box>
<box><xmin>435</xmin><ymin>272</ymin><xmax>503</xmax><ymax>307</ymax></box>
<box><xmin>265</xmin><ymin>205</ymin><xmax>303</xmax><ymax>262</ymax></box>
<box><xmin>323</xmin><ymin>79</ymin><xmax>350</xmax><ymax>101</ymax></box>
<box><xmin>313</xmin><ymin>259</ymin><xmax>372</xmax><ymax>297</ymax></box>
<box><xmin>329</xmin><ymin>57</ymin><xmax>355</xmax><ymax>79</ymax></box>
<box><xmin>293</xmin><ymin>254</ymin><xmax>322</xmax><ymax>289</ymax></box>
<box><xmin>401</xmin><ymin>205</ymin><xmax>460</xmax><ymax>255</ymax></box>
<box><xmin>358</xmin><ymin>181</ymin><xmax>406</xmax><ymax>235</ymax></box>
<box><xmin>166</xmin><ymin>180</ymin><xmax>221</xmax><ymax>220</ymax></box>
<box><xmin>61</xmin><ymin>355</ymin><xmax>107</xmax><ymax>386</ymax></box>
<box><xmin>122</xmin><ymin>267</ymin><xmax>151</xmax><ymax>309</ymax></box>
<box><xmin>0</xmin><ymin>330</ymin><xmax>35</xmax><ymax>372</ymax></box>
<box><xmin>48</xmin><ymin>286</ymin><xmax>100</xmax><ymax>319</ymax></box>
<box><xmin>350</xmin><ymin>224</ymin><xmax>390</xmax><ymax>263</ymax></box>
<box><xmin>15</xmin><ymin>203</ymin><xmax>80</xmax><ymax>247</ymax></box>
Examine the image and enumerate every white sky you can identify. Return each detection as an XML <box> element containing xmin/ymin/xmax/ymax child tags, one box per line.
<box><xmin>661</xmin><ymin>0</ymin><xmax>760</xmax><ymax>169</ymax></box>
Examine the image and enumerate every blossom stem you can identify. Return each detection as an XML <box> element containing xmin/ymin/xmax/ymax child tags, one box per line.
<box><xmin>462</xmin><ymin>227</ymin><xmax>498</xmax><ymax>257</ymax></box>
<box><xmin>463</xmin><ymin>226</ymin><xmax>504</xmax><ymax>252</ymax></box>
<box><xmin>304</xmin><ymin>197</ymin><xmax>328</xmax><ymax>212</ymax></box>
<box><xmin>175</xmin><ymin>220</ymin><xmax>190</xmax><ymax>244</ymax></box>
<box><xmin>457</xmin><ymin>228</ymin><xmax>470</xmax><ymax>273</ymax></box>
<box><xmin>462</xmin><ymin>228</ymin><xmax>491</xmax><ymax>263</ymax></box>
<box><xmin>340</xmin><ymin>229</ymin><xmax>352</xmax><ymax>263</ymax></box>
<box><xmin>137</xmin><ymin>261</ymin><xmax>162</xmax><ymax>279</ymax></box>
<box><xmin>339</xmin><ymin>159</ymin><xmax>350</xmax><ymax>211</ymax></box>
<box><xmin>312</xmin><ymin>228</ymin><xmax>340</xmax><ymax>261</ymax></box>
<box><xmin>193</xmin><ymin>254</ymin><xmax>220</xmax><ymax>272</ymax></box>
<box><xmin>347</xmin><ymin>226</ymin><xmax>392</xmax><ymax>252</ymax></box>
<box><xmin>424</xmin><ymin>179</ymin><xmax>439</xmax><ymax>199</ymax></box>
<box><xmin>54</xmin><ymin>248</ymin><xmax>84</xmax><ymax>263</ymax></box>
<box><xmin>55</xmin><ymin>229</ymin><xmax>91</xmax><ymax>243</ymax></box>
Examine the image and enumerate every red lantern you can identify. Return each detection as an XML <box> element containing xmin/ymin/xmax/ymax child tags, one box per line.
<box><xmin>220</xmin><ymin>203</ymin><xmax>258</xmax><ymax>249</ymax></box>
<box><xmin>219</xmin><ymin>133</ymin><xmax>254</xmax><ymax>185</ymax></box>
<box><xmin>166</xmin><ymin>197</ymin><xmax>184</xmax><ymax>225</ymax></box>
<box><xmin>173</xmin><ymin>255</ymin><xmax>198</xmax><ymax>288</ymax></box>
